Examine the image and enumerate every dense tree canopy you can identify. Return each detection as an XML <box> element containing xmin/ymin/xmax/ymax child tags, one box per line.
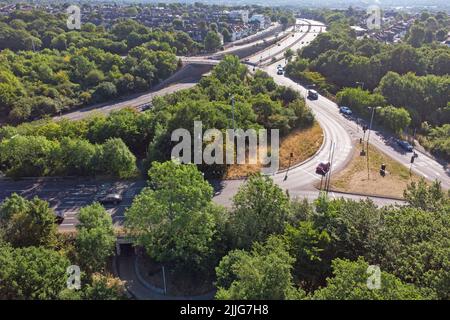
<box><xmin>0</xmin><ymin>134</ymin><xmax>137</xmax><ymax>178</ymax></box>
<box><xmin>0</xmin><ymin>9</ymin><xmax>204</xmax><ymax>123</ymax></box>
<box><xmin>215</xmin><ymin>236</ymin><xmax>305</xmax><ymax>300</ymax></box>
<box><xmin>0</xmin><ymin>245</ymin><xmax>70</xmax><ymax>299</ymax></box>
<box><xmin>230</xmin><ymin>174</ymin><xmax>291</xmax><ymax>248</ymax></box>
<box><xmin>75</xmin><ymin>203</ymin><xmax>116</xmax><ymax>274</ymax></box>
<box><xmin>311</xmin><ymin>257</ymin><xmax>427</xmax><ymax>300</ymax></box>
<box><xmin>125</xmin><ymin>161</ymin><xmax>226</xmax><ymax>271</ymax></box>
<box><xmin>0</xmin><ymin>56</ymin><xmax>314</xmax><ymax>178</ymax></box>
<box><xmin>0</xmin><ymin>194</ymin><xmax>57</xmax><ymax>248</ymax></box>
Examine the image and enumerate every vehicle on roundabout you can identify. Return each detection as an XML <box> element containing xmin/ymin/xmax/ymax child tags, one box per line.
<box><xmin>316</xmin><ymin>161</ymin><xmax>331</xmax><ymax>176</ymax></box>
<box><xmin>307</xmin><ymin>89</ymin><xmax>319</xmax><ymax>100</ymax></box>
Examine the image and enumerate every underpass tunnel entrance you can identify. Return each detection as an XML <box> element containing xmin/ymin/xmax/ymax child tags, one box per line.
<box><xmin>116</xmin><ymin>239</ymin><xmax>135</xmax><ymax>257</ymax></box>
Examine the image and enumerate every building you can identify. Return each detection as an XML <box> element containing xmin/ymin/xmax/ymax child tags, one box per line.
<box><xmin>443</xmin><ymin>32</ymin><xmax>450</xmax><ymax>47</ymax></box>
<box><xmin>230</xmin><ymin>24</ymin><xmax>251</xmax><ymax>41</ymax></box>
<box><xmin>350</xmin><ymin>25</ymin><xmax>367</xmax><ymax>37</ymax></box>
<box><xmin>249</xmin><ymin>14</ymin><xmax>266</xmax><ymax>30</ymax></box>
<box><xmin>228</xmin><ymin>10</ymin><xmax>249</xmax><ymax>23</ymax></box>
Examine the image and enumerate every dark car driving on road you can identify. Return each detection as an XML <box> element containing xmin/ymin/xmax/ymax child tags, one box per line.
<box><xmin>315</xmin><ymin>161</ymin><xmax>331</xmax><ymax>176</ymax></box>
<box><xmin>97</xmin><ymin>193</ymin><xmax>123</xmax><ymax>205</ymax></box>
<box><xmin>54</xmin><ymin>212</ymin><xmax>65</xmax><ymax>224</ymax></box>
<box><xmin>307</xmin><ymin>90</ymin><xmax>319</xmax><ymax>100</ymax></box>
<box><xmin>396</xmin><ymin>140</ymin><xmax>413</xmax><ymax>152</ymax></box>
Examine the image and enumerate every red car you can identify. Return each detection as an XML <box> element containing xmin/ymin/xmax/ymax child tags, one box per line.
<box><xmin>316</xmin><ymin>162</ymin><xmax>331</xmax><ymax>176</ymax></box>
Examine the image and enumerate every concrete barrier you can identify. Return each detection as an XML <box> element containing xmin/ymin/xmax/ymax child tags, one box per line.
<box><xmin>152</xmin><ymin>64</ymin><xmax>214</xmax><ymax>91</ymax></box>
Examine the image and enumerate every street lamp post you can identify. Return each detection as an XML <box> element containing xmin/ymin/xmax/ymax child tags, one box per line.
<box><xmin>231</xmin><ymin>96</ymin><xmax>235</xmax><ymax>131</ymax></box>
<box><xmin>366</xmin><ymin>106</ymin><xmax>381</xmax><ymax>180</ymax></box>
<box><xmin>162</xmin><ymin>265</ymin><xmax>167</xmax><ymax>295</ymax></box>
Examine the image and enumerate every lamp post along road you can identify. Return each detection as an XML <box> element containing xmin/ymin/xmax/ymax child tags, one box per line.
<box><xmin>231</xmin><ymin>96</ymin><xmax>235</xmax><ymax>131</ymax></box>
<box><xmin>366</xmin><ymin>106</ymin><xmax>381</xmax><ymax>180</ymax></box>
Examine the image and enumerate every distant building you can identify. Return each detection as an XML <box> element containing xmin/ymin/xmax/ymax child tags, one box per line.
<box><xmin>249</xmin><ymin>14</ymin><xmax>267</xmax><ymax>30</ymax></box>
<box><xmin>443</xmin><ymin>33</ymin><xmax>450</xmax><ymax>47</ymax></box>
<box><xmin>229</xmin><ymin>10</ymin><xmax>249</xmax><ymax>23</ymax></box>
<box><xmin>230</xmin><ymin>24</ymin><xmax>251</xmax><ymax>41</ymax></box>
<box><xmin>350</xmin><ymin>25</ymin><xmax>367</xmax><ymax>37</ymax></box>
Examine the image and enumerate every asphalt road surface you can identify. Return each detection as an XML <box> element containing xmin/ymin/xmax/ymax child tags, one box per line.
<box><xmin>54</xmin><ymin>82</ymin><xmax>197</xmax><ymax>121</ymax></box>
<box><xmin>0</xmin><ymin>176</ymin><xmax>404</xmax><ymax>233</ymax></box>
<box><xmin>264</xmin><ymin>61</ymin><xmax>450</xmax><ymax>190</ymax></box>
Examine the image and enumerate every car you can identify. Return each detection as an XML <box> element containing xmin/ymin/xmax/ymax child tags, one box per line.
<box><xmin>396</xmin><ymin>140</ymin><xmax>413</xmax><ymax>152</ymax></box>
<box><xmin>97</xmin><ymin>193</ymin><xmax>123</xmax><ymax>205</ymax></box>
<box><xmin>139</xmin><ymin>103</ymin><xmax>152</xmax><ymax>111</ymax></box>
<box><xmin>339</xmin><ymin>106</ymin><xmax>353</xmax><ymax>115</ymax></box>
<box><xmin>277</xmin><ymin>69</ymin><xmax>284</xmax><ymax>75</ymax></box>
<box><xmin>307</xmin><ymin>89</ymin><xmax>319</xmax><ymax>100</ymax></box>
<box><xmin>277</xmin><ymin>43</ymin><xmax>281</xmax><ymax>46</ymax></box>
<box><xmin>316</xmin><ymin>161</ymin><xmax>331</xmax><ymax>176</ymax></box>
<box><xmin>54</xmin><ymin>212</ymin><xmax>65</xmax><ymax>224</ymax></box>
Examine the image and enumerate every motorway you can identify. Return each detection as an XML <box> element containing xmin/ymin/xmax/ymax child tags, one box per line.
<box><xmin>55</xmin><ymin>82</ymin><xmax>197</xmax><ymax>121</ymax></box>
<box><xmin>1</xmin><ymin>18</ymin><xmax>448</xmax><ymax>232</ymax></box>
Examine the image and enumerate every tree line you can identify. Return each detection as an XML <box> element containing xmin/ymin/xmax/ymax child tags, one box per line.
<box><xmin>124</xmin><ymin>160</ymin><xmax>449</xmax><ymax>300</ymax></box>
<box><xmin>0</xmin><ymin>56</ymin><xmax>315</xmax><ymax>178</ymax></box>
<box><xmin>0</xmin><ymin>9</ymin><xmax>199</xmax><ymax>123</ymax></box>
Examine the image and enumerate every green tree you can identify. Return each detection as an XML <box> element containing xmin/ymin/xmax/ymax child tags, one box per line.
<box><xmin>0</xmin><ymin>245</ymin><xmax>70</xmax><ymax>299</ymax></box>
<box><xmin>0</xmin><ymin>194</ymin><xmax>57</xmax><ymax>248</ymax></box>
<box><xmin>0</xmin><ymin>70</ymin><xmax>24</xmax><ymax>115</ymax></box>
<box><xmin>407</xmin><ymin>24</ymin><xmax>426</xmax><ymax>48</ymax></box>
<box><xmin>93</xmin><ymin>82</ymin><xmax>117</xmax><ymax>102</ymax></box>
<box><xmin>283</xmin><ymin>221</ymin><xmax>331</xmax><ymax>290</ymax></box>
<box><xmin>336</xmin><ymin>87</ymin><xmax>385</xmax><ymax>116</ymax></box>
<box><xmin>59</xmin><ymin>138</ymin><xmax>97</xmax><ymax>175</ymax></box>
<box><xmin>215</xmin><ymin>236</ymin><xmax>305</xmax><ymax>300</ymax></box>
<box><xmin>75</xmin><ymin>203</ymin><xmax>116</xmax><ymax>274</ymax></box>
<box><xmin>284</xmin><ymin>48</ymin><xmax>294</xmax><ymax>61</ymax></box>
<box><xmin>435</xmin><ymin>28</ymin><xmax>448</xmax><ymax>42</ymax></box>
<box><xmin>372</xmin><ymin>205</ymin><xmax>450</xmax><ymax>299</ymax></box>
<box><xmin>125</xmin><ymin>161</ymin><xmax>221</xmax><ymax>270</ymax></box>
<box><xmin>377</xmin><ymin>106</ymin><xmax>411</xmax><ymax>134</ymax></box>
<box><xmin>99</xmin><ymin>138</ymin><xmax>137</xmax><ymax>178</ymax></box>
<box><xmin>230</xmin><ymin>174</ymin><xmax>291</xmax><ymax>248</ymax></box>
<box><xmin>403</xmin><ymin>179</ymin><xmax>447</xmax><ymax>212</ymax></box>
<box><xmin>311</xmin><ymin>257</ymin><xmax>427</xmax><ymax>300</ymax></box>
<box><xmin>204</xmin><ymin>31</ymin><xmax>222</xmax><ymax>52</ymax></box>
<box><xmin>211</xmin><ymin>55</ymin><xmax>247</xmax><ymax>84</ymax></box>
<box><xmin>0</xmin><ymin>135</ymin><xmax>60</xmax><ymax>177</ymax></box>
<box><xmin>210</xmin><ymin>23</ymin><xmax>218</xmax><ymax>32</ymax></box>
<box><xmin>82</xmin><ymin>273</ymin><xmax>127</xmax><ymax>300</ymax></box>
<box><xmin>172</xmin><ymin>19</ymin><xmax>184</xmax><ymax>30</ymax></box>
<box><xmin>222</xmin><ymin>28</ymin><xmax>232</xmax><ymax>43</ymax></box>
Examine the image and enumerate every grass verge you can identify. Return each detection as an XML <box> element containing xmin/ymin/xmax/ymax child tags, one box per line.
<box><xmin>328</xmin><ymin>143</ymin><xmax>422</xmax><ymax>199</ymax></box>
<box><xmin>226</xmin><ymin>122</ymin><xmax>324</xmax><ymax>179</ymax></box>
